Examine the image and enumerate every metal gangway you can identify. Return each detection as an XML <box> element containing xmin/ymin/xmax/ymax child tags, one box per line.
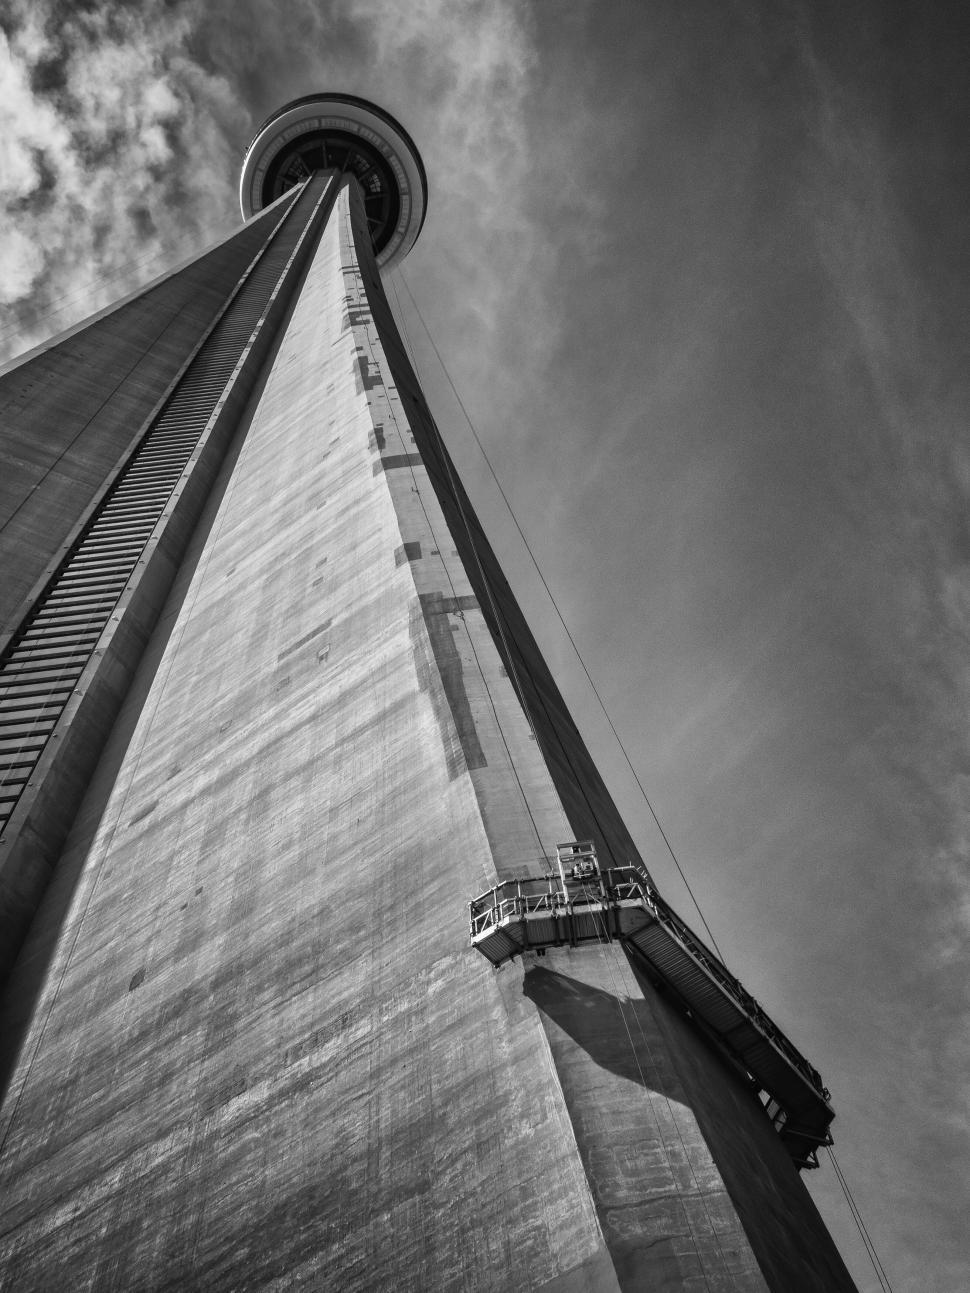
<box><xmin>469</xmin><ymin>842</ymin><xmax>834</xmax><ymax>1168</ymax></box>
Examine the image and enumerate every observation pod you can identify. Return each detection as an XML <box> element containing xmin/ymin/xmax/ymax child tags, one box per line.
<box><xmin>239</xmin><ymin>92</ymin><xmax>428</xmax><ymax>270</ymax></box>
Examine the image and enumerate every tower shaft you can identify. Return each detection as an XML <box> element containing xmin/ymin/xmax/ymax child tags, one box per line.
<box><xmin>0</xmin><ymin>173</ymin><xmax>856</xmax><ymax>1291</ymax></box>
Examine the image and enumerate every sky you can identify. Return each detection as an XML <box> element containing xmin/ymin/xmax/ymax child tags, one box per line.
<box><xmin>1</xmin><ymin>1</ymin><xmax>968</xmax><ymax>1288</ymax></box>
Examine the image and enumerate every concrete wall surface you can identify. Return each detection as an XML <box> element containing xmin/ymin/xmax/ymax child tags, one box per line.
<box><xmin>0</xmin><ymin>178</ymin><xmax>336</xmax><ymax>1014</ymax></box>
<box><xmin>0</xmin><ymin>180</ymin><xmax>856</xmax><ymax>1291</ymax></box>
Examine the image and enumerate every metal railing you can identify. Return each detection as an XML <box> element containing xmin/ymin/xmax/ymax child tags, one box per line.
<box><xmin>469</xmin><ymin>865</ymin><xmax>646</xmax><ymax>935</ymax></box>
<box><xmin>639</xmin><ymin>877</ymin><xmax>829</xmax><ymax>1101</ymax></box>
<box><xmin>469</xmin><ymin>862</ymin><xmax>828</xmax><ymax>1102</ymax></box>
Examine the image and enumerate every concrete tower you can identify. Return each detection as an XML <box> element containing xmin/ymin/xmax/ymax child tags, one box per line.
<box><xmin>0</xmin><ymin>96</ymin><xmax>856</xmax><ymax>1291</ymax></box>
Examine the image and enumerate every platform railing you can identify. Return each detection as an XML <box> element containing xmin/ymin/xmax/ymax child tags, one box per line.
<box><xmin>469</xmin><ymin>861</ymin><xmax>829</xmax><ymax>1103</ymax></box>
<box><xmin>469</xmin><ymin>865</ymin><xmax>646</xmax><ymax>934</ymax></box>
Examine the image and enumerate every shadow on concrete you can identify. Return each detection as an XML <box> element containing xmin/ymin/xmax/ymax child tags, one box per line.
<box><xmin>522</xmin><ymin>962</ymin><xmax>680</xmax><ymax>1095</ymax></box>
<box><xmin>521</xmin><ymin>961</ymin><xmax>859</xmax><ymax>1293</ymax></box>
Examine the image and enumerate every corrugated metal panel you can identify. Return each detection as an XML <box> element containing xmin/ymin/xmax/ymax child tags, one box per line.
<box><xmin>471</xmin><ymin>928</ymin><xmax>521</xmax><ymax>965</ymax></box>
<box><xmin>521</xmin><ymin>915</ymin><xmax>560</xmax><ymax>944</ymax></box>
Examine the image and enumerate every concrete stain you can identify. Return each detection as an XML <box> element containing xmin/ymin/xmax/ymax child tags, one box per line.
<box><xmin>409</xmin><ymin>594</ymin><xmax>486</xmax><ymax>779</ymax></box>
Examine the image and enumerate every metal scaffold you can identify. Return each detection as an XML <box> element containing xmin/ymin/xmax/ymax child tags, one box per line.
<box><xmin>469</xmin><ymin>841</ymin><xmax>834</xmax><ymax>1169</ymax></box>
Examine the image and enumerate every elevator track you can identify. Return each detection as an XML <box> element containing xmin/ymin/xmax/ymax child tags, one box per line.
<box><xmin>0</xmin><ymin>190</ymin><xmax>312</xmax><ymax>837</ymax></box>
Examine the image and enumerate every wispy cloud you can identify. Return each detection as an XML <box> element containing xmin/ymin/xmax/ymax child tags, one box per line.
<box><xmin>0</xmin><ymin>4</ymin><xmax>250</xmax><ymax>358</ymax></box>
<box><xmin>0</xmin><ymin>0</ymin><xmax>554</xmax><ymax>386</ymax></box>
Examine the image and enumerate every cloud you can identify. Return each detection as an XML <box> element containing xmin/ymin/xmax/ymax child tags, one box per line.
<box><xmin>0</xmin><ymin>1</ymin><xmax>244</xmax><ymax>360</ymax></box>
<box><xmin>0</xmin><ymin>0</ymin><xmax>553</xmax><ymax>389</ymax></box>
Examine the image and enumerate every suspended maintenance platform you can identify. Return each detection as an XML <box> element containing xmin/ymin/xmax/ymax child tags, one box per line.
<box><xmin>469</xmin><ymin>843</ymin><xmax>834</xmax><ymax>1169</ymax></box>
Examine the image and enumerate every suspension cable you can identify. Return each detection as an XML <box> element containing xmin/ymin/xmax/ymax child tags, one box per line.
<box><xmin>387</xmin><ymin>269</ymin><xmax>556</xmax><ymax>850</ymax></box>
<box><xmin>397</xmin><ymin>270</ymin><xmax>898</xmax><ymax>1293</ymax></box>
<box><xmin>390</xmin><ymin>270</ymin><xmax>623</xmax><ymax>868</ymax></box>
<box><xmin>396</xmin><ymin>268</ymin><xmax>724</xmax><ymax>958</ymax></box>
<box><xmin>826</xmin><ymin>1147</ymin><xmax>894</xmax><ymax>1291</ymax></box>
<box><xmin>387</xmin><ymin>271</ymin><xmax>419</xmax><ymax>372</ymax></box>
<box><xmin>365</xmin><ymin>231</ymin><xmax>551</xmax><ymax>866</ymax></box>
